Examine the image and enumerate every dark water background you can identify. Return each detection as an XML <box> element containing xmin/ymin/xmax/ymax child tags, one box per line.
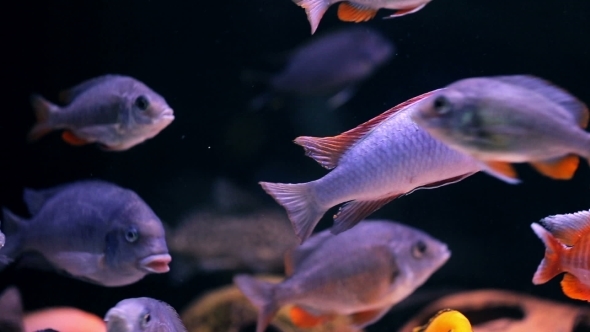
<box><xmin>1</xmin><ymin>0</ymin><xmax>590</xmax><ymax>330</ymax></box>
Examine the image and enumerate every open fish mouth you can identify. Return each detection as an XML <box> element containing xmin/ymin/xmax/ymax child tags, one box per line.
<box><xmin>105</xmin><ymin>308</ymin><xmax>133</xmax><ymax>332</ymax></box>
<box><xmin>140</xmin><ymin>253</ymin><xmax>172</xmax><ymax>273</ymax></box>
<box><xmin>159</xmin><ymin>108</ymin><xmax>175</xmax><ymax>119</ymax></box>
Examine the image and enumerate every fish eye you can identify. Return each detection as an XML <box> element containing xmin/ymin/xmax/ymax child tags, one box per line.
<box><xmin>125</xmin><ymin>227</ymin><xmax>139</xmax><ymax>243</ymax></box>
<box><xmin>141</xmin><ymin>313</ymin><xmax>151</xmax><ymax>327</ymax></box>
<box><xmin>134</xmin><ymin>95</ymin><xmax>150</xmax><ymax>111</ymax></box>
<box><xmin>433</xmin><ymin>96</ymin><xmax>451</xmax><ymax>115</ymax></box>
<box><xmin>412</xmin><ymin>241</ymin><xmax>428</xmax><ymax>259</ymax></box>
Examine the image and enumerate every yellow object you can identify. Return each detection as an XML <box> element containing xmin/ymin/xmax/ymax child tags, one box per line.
<box><xmin>412</xmin><ymin>309</ymin><xmax>472</xmax><ymax>332</ymax></box>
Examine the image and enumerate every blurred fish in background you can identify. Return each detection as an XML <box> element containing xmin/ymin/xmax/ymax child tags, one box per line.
<box><xmin>411</xmin><ymin>309</ymin><xmax>472</xmax><ymax>332</ymax></box>
<box><xmin>28</xmin><ymin>75</ymin><xmax>175</xmax><ymax>151</ymax></box>
<box><xmin>105</xmin><ymin>297</ymin><xmax>186</xmax><ymax>332</ymax></box>
<box><xmin>0</xmin><ymin>287</ymin><xmax>24</xmax><ymax>332</ymax></box>
<box><xmin>234</xmin><ymin>220</ymin><xmax>450</xmax><ymax>332</ymax></box>
<box><xmin>24</xmin><ymin>307</ymin><xmax>105</xmax><ymax>332</ymax></box>
<box><xmin>0</xmin><ymin>180</ymin><xmax>171</xmax><ymax>287</ymax></box>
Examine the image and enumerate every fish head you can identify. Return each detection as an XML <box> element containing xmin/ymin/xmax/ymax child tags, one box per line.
<box><xmin>105</xmin><ymin>298</ymin><xmax>185</xmax><ymax>332</ymax></box>
<box><xmin>355</xmin><ymin>29</ymin><xmax>394</xmax><ymax>67</ymax></box>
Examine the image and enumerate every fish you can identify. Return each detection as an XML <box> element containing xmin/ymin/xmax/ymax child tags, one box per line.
<box><xmin>28</xmin><ymin>74</ymin><xmax>174</xmax><ymax>151</ymax></box>
<box><xmin>0</xmin><ymin>287</ymin><xmax>24</xmax><ymax>332</ymax></box>
<box><xmin>259</xmin><ymin>90</ymin><xmax>480</xmax><ymax>243</ymax></box>
<box><xmin>412</xmin><ymin>309</ymin><xmax>472</xmax><ymax>332</ymax></box>
<box><xmin>105</xmin><ymin>297</ymin><xmax>186</xmax><ymax>332</ymax></box>
<box><xmin>0</xmin><ymin>180</ymin><xmax>171</xmax><ymax>287</ymax></box>
<box><xmin>292</xmin><ymin>0</ymin><xmax>432</xmax><ymax>34</ymax></box>
<box><xmin>234</xmin><ymin>220</ymin><xmax>450</xmax><ymax>332</ymax></box>
<box><xmin>410</xmin><ymin>75</ymin><xmax>590</xmax><ymax>184</ymax></box>
<box><xmin>24</xmin><ymin>308</ymin><xmax>105</xmax><ymax>332</ymax></box>
<box><xmin>249</xmin><ymin>27</ymin><xmax>393</xmax><ymax>110</ymax></box>
<box><xmin>531</xmin><ymin>210</ymin><xmax>590</xmax><ymax>301</ymax></box>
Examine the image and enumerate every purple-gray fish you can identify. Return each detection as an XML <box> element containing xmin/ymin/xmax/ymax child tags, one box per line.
<box><xmin>105</xmin><ymin>297</ymin><xmax>186</xmax><ymax>332</ymax></box>
<box><xmin>28</xmin><ymin>75</ymin><xmax>174</xmax><ymax>151</ymax></box>
<box><xmin>260</xmin><ymin>90</ymin><xmax>480</xmax><ymax>243</ymax></box>
<box><xmin>251</xmin><ymin>27</ymin><xmax>393</xmax><ymax>110</ymax></box>
<box><xmin>410</xmin><ymin>75</ymin><xmax>590</xmax><ymax>184</ymax></box>
<box><xmin>0</xmin><ymin>180</ymin><xmax>171</xmax><ymax>287</ymax></box>
<box><xmin>293</xmin><ymin>0</ymin><xmax>432</xmax><ymax>34</ymax></box>
<box><xmin>0</xmin><ymin>287</ymin><xmax>23</xmax><ymax>332</ymax></box>
<box><xmin>234</xmin><ymin>220</ymin><xmax>450</xmax><ymax>332</ymax></box>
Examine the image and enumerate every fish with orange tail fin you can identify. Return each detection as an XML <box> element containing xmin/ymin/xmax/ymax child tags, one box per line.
<box><xmin>292</xmin><ymin>0</ymin><xmax>433</xmax><ymax>34</ymax></box>
<box><xmin>234</xmin><ymin>220</ymin><xmax>450</xmax><ymax>332</ymax></box>
<box><xmin>259</xmin><ymin>90</ymin><xmax>480</xmax><ymax>243</ymax></box>
<box><xmin>411</xmin><ymin>75</ymin><xmax>590</xmax><ymax>184</ymax></box>
<box><xmin>531</xmin><ymin>210</ymin><xmax>590</xmax><ymax>301</ymax></box>
<box><xmin>412</xmin><ymin>309</ymin><xmax>472</xmax><ymax>332</ymax></box>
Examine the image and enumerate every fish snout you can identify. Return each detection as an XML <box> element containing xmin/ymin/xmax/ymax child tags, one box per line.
<box><xmin>139</xmin><ymin>253</ymin><xmax>172</xmax><ymax>273</ymax></box>
<box><xmin>105</xmin><ymin>308</ymin><xmax>133</xmax><ymax>332</ymax></box>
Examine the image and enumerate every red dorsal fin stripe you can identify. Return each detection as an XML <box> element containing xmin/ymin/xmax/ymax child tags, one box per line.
<box><xmin>337</xmin><ymin>2</ymin><xmax>378</xmax><ymax>22</ymax></box>
<box><xmin>294</xmin><ymin>89</ymin><xmax>442</xmax><ymax>169</ymax></box>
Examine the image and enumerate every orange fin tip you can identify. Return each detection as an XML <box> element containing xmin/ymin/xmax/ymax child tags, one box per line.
<box><xmin>530</xmin><ymin>155</ymin><xmax>579</xmax><ymax>180</ymax></box>
<box><xmin>61</xmin><ymin>131</ymin><xmax>90</xmax><ymax>146</ymax></box>
<box><xmin>561</xmin><ymin>273</ymin><xmax>590</xmax><ymax>301</ymax></box>
<box><xmin>337</xmin><ymin>2</ymin><xmax>378</xmax><ymax>22</ymax></box>
<box><xmin>481</xmin><ymin>161</ymin><xmax>520</xmax><ymax>184</ymax></box>
<box><xmin>289</xmin><ymin>306</ymin><xmax>332</xmax><ymax>327</ymax></box>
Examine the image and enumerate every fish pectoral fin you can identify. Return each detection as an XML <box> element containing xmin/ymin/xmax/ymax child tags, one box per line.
<box><xmin>289</xmin><ymin>306</ymin><xmax>334</xmax><ymax>328</ymax></box>
<box><xmin>61</xmin><ymin>131</ymin><xmax>91</xmax><ymax>146</ymax></box>
<box><xmin>480</xmin><ymin>161</ymin><xmax>521</xmax><ymax>184</ymax></box>
<box><xmin>350</xmin><ymin>306</ymin><xmax>392</xmax><ymax>328</ymax></box>
<box><xmin>384</xmin><ymin>4</ymin><xmax>427</xmax><ymax>19</ymax></box>
<box><xmin>561</xmin><ymin>273</ymin><xmax>590</xmax><ymax>301</ymax></box>
<box><xmin>332</xmin><ymin>195</ymin><xmax>401</xmax><ymax>235</ymax></box>
<box><xmin>337</xmin><ymin>2</ymin><xmax>378</xmax><ymax>22</ymax></box>
<box><xmin>530</xmin><ymin>155</ymin><xmax>579</xmax><ymax>180</ymax></box>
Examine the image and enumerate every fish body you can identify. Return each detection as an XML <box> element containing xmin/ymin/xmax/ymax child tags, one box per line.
<box><xmin>0</xmin><ymin>180</ymin><xmax>171</xmax><ymax>287</ymax></box>
<box><xmin>531</xmin><ymin>210</ymin><xmax>590</xmax><ymax>301</ymax></box>
<box><xmin>412</xmin><ymin>309</ymin><xmax>472</xmax><ymax>332</ymax></box>
<box><xmin>105</xmin><ymin>297</ymin><xmax>186</xmax><ymax>332</ymax></box>
<box><xmin>260</xmin><ymin>90</ymin><xmax>480</xmax><ymax>242</ymax></box>
<box><xmin>24</xmin><ymin>308</ymin><xmax>105</xmax><ymax>332</ymax></box>
<box><xmin>0</xmin><ymin>287</ymin><xmax>24</xmax><ymax>332</ymax></box>
<box><xmin>28</xmin><ymin>75</ymin><xmax>174</xmax><ymax>151</ymax></box>
<box><xmin>234</xmin><ymin>220</ymin><xmax>450</xmax><ymax>332</ymax></box>
<box><xmin>293</xmin><ymin>0</ymin><xmax>431</xmax><ymax>34</ymax></box>
<box><xmin>411</xmin><ymin>75</ymin><xmax>590</xmax><ymax>184</ymax></box>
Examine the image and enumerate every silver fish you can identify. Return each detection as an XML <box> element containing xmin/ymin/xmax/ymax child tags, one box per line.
<box><xmin>293</xmin><ymin>0</ymin><xmax>432</xmax><ymax>34</ymax></box>
<box><xmin>411</xmin><ymin>75</ymin><xmax>590</xmax><ymax>184</ymax></box>
<box><xmin>0</xmin><ymin>180</ymin><xmax>171</xmax><ymax>287</ymax></box>
<box><xmin>105</xmin><ymin>297</ymin><xmax>186</xmax><ymax>332</ymax></box>
<box><xmin>28</xmin><ymin>74</ymin><xmax>174</xmax><ymax>151</ymax></box>
<box><xmin>234</xmin><ymin>220</ymin><xmax>450</xmax><ymax>332</ymax></box>
<box><xmin>260</xmin><ymin>90</ymin><xmax>480</xmax><ymax>243</ymax></box>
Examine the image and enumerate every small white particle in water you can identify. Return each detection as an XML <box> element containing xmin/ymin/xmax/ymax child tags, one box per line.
<box><xmin>208</xmin><ymin>146</ymin><xmax>211</xmax><ymax>149</ymax></box>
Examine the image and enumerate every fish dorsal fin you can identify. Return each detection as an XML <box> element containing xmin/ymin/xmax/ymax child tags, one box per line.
<box><xmin>337</xmin><ymin>2</ymin><xmax>378</xmax><ymax>22</ymax></box>
<box><xmin>283</xmin><ymin>230</ymin><xmax>333</xmax><ymax>275</ymax></box>
<box><xmin>294</xmin><ymin>89</ymin><xmax>441</xmax><ymax>169</ymax></box>
<box><xmin>492</xmin><ymin>75</ymin><xmax>589</xmax><ymax>128</ymax></box>
<box><xmin>23</xmin><ymin>186</ymin><xmax>65</xmax><ymax>215</ymax></box>
<box><xmin>59</xmin><ymin>75</ymin><xmax>120</xmax><ymax>103</ymax></box>
<box><xmin>540</xmin><ymin>210</ymin><xmax>590</xmax><ymax>246</ymax></box>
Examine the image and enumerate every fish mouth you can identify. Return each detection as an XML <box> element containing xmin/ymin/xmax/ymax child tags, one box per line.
<box><xmin>139</xmin><ymin>253</ymin><xmax>172</xmax><ymax>273</ymax></box>
<box><xmin>159</xmin><ymin>108</ymin><xmax>175</xmax><ymax>120</ymax></box>
<box><xmin>105</xmin><ymin>308</ymin><xmax>133</xmax><ymax>332</ymax></box>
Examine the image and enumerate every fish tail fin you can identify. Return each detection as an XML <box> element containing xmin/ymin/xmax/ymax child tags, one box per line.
<box><xmin>0</xmin><ymin>208</ymin><xmax>26</xmax><ymax>267</ymax></box>
<box><xmin>259</xmin><ymin>181</ymin><xmax>325</xmax><ymax>243</ymax></box>
<box><xmin>531</xmin><ymin>222</ymin><xmax>564</xmax><ymax>284</ymax></box>
<box><xmin>234</xmin><ymin>274</ymin><xmax>280</xmax><ymax>332</ymax></box>
<box><xmin>292</xmin><ymin>0</ymin><xmax>330</xmax><ymax>34</ymax></box>
<box><xmin>28</xmin><ymin>94</ymin><xmax>59</xmax><ymax>142</ymax></box>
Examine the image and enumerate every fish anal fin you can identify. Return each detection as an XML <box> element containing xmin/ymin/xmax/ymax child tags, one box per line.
<box><xmin>331</xmin><ymin>194</ymin><xmax>401</xmax><ymax>235</ymax></box>
<box><xmin>337</xmin><ymin>2</ymin><xmax>378</xmax><ymax>22</ymax></box>
<box><xmin>540</xmin><ymin>210</ymin><xmax>590</xmax><ymax>246</ymax></box>
<box><xmin>384</xmin><ymin>4</ymin><xmax>426</xmax><ymax>18</ymax></box>
<box><xmin>289</xmin><ymin>306</ymin><xmax>333</xmax><ymax>328</ymax></box>
<box><xmin>295</xmin><ymin>89</ymin><xmax>441</xmax><ymax>169</ymax></box>
<box><xmin>61</xmin><ymin>131</ymin><xmax>90</xmax><ymax>146</ymax></box>
<box><xmin>530</xmin><ymin>155</ymin><xmax>579</xmax><ymax>180</ymax></box>
<box><xmin>481</xmin><ymin>160</ymin><xmax>520</xmax><ymax>184</ymax></box>
<box><xmin>410</xmin><ymin>172</ymin><xmax>478</xmax><ymax>194</ymax></box>
<box><xmin>561</xmin><ymin>273</ymin><xmax>590</xmax><ymax>301</ymax></box>
<box><xmin>350</xmin><ymin>306</ymin><xmax>391</xmax><ymax>327</ymax></box>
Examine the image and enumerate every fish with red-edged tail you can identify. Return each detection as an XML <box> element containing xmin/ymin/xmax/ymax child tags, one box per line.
<box><xmin>292</xmin><ymin>0</ymin><xmax>433</xmax><ymax>34</ymax></box>
<box><xmin>259</xmin><ymin>90</ymin><xmax>480</xmax><ymax>243</ymax></box>
<box><xmin>234</xmin><ymin>220</ymin><xmax>450</xmax><ymax>332</ymax></box>
<box><xmin>531</xmin><ymin>210</ymin><xmax>590</xmax><ymax>301</ymax></box>
<box><xmin>28</xmin><ymin>74</ymin><xmax>174</xmax><ymax>151</ymax></box>
<box><xmin>411</xmin><ymin>75</ymin><xmax>590</xmax><ymax>184</ymax></box>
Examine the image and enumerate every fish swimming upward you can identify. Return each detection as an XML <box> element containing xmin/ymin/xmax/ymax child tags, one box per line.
<box><xmin>105</xmin><ymin>297</ymin><xmax>186</xmax><ymax>332</ymax></box>
<box><xmin>0</xmin><ymin>180</ymin><xmax>171</xmax><ymax>287</ymax></box>
<box><xmin>531</xmin><ymin>210</ymin><xmax>590</xmax><ymax>301</ymax></box>
<box><xmin>292</xmin><ymin>0</ymin><xmax>432</xmax><ymax>34</ymax></box>
<box><xmin>28</xmin><ymin>74</ymin><xmax>174</xmax><ymax>151</ymax></box>
<box><xmin>412</xmin><ymin>309</ymin><xmax>472</xmax><ymax>332</ymax></box>
<box><xmin>260</xmin><ymin>90</ymin><xmax>480</xmax><ymax>243</ymax></box>
<box><xmin>411</xmin><ymin>75</ymin><xmax>590</xmax><ymax>184</ymax></box>
<box><xmin>234</xmin><ymin>220</ymin><xmax>450</xmax><ymax>332</ymax></box>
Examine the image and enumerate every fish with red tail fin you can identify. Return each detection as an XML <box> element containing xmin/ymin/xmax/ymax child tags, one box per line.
<box><xmin>531</xmin><ymin>210</ymin><xmax>590</xmax><ymax>301</ymax></box>
<box><xmin>259</xmin><ymin>90</ymin><xmax>480</xmax><ymax>243</ymax></box>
